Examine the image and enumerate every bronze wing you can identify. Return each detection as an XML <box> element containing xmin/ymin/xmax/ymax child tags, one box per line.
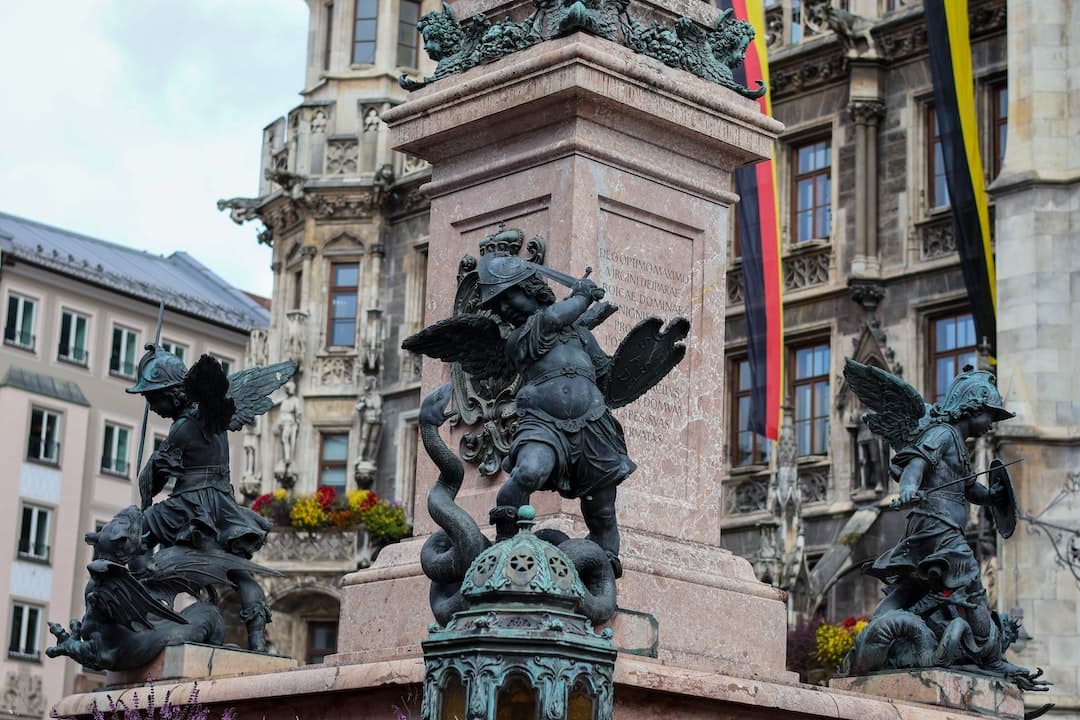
<box><xmin>843</xmin><ymin>359</ymin><xmax>929</xmax><ymax>449</ymax></box>
<box><xmin>226</xmin><ymin>360</ymin><xmax>299</xmax><ymax>432</ymax></box>
<box><xmin>85</xmin><ymin>560</ymin><xmax>188</xmax><ymax>631</ymax></box>
<box><xmin>401</xmin><ymin>314</ymin><xmax>513</xmax><ymax>384</ymax></box>
<box><xmin>604</xmin><ymin>316</ymin><xmax>690</xmax><ymax>410</ymax></box>
<box><xmin>144</xmin><ymin>545</ymin><xmax>283</xmax><ymax>598</ymax></box>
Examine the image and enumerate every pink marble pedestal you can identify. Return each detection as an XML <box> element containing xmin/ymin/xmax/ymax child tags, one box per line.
<box><xmin>831</xmin><ymin>670</ymin><xmax>1026</xmax><ymax>719</ymax></box>
<box><xmin>333</xmin><ymin>7</ymin><xmax>792</xmax><ymax>681</ymax></box>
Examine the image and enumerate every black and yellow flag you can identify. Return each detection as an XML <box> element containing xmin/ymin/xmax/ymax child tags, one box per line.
<box><xmin>925</xmin><ymin>0</ymin><xmax>997</xmax><ymax>357</ymax></box>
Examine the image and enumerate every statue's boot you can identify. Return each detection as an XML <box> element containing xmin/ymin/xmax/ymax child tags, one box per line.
<box><xmin>489</xmin><ymin>505</ymin><xmax>519</xmax><ymax>542</ymax></box>
<box><xmin>241</xmin><ymin>601</ymin><xmax>272</xmax><ymax>653</ymax></box>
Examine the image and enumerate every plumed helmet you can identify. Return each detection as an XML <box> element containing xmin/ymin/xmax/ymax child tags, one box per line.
<box><xmin>477</xmin><ymin>254</ymin><xmax>537</xmax><ymax>308</ymax></box>
<box><xmin>126</xmin><ymin>344</ymin><xmax>188</xmax><ymax>395</ymax></box>
<box><xmin>937</xmin><ymin>365</ymin><xmax>1015</xmax><ymax>421</ymax></box>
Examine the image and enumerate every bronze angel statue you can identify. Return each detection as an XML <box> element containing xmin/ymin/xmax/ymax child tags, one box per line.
<box><xmin>841</xmin><ymin>359</ymin><xmax>1048</xmax><ymax>691</ymax></box>
<box><xmin>403</xmin><ymin>246</ymin><xmax>688</xmax><ymax>582</ymax></box>
<box><xmin>48</xmin><ymin>346</ymin><xmax>296</xmax><ymax>667</ymax></box>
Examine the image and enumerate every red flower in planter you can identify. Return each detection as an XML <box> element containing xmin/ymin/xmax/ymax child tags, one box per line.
<box><xmin>315</xmin><ymin>485</ymin><xmax>337</xmax><ymax>510</ymax></box>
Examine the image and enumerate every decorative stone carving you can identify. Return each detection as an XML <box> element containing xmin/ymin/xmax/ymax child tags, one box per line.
<box><xmin>272</xmin><ymin>147</ymin><xmax>289</xmax><ymax>173</ymax></box>
<box><xmin>820</xmin><ymin>5</ymin><xmax>878</xmax><ymax>58</ymax></box>
<box><xmin>400</xmin><ymin>153</ymin><xmax>430</xmax><ymax>176</ymax></box>
<box><xmin>285</xmin><ymin>309</ymin><xmax>307</xmax><ymax>363</ymax></box>
<box><xmin>727</xmin><ymin>474</ymin><xmax>769</xmax><ymax>514</ymax></box>
<box><xmin>770</xmin><ymin>49</ymin><xmax>847</xmax><ymax>99</ymax></box>
<box><xmin>848</xmin><ymin>100</ymin><xmax>886</xmax><ymax>126</ymax></box>
<box><xmin>362</xmin><ymin>107</ymin><xmax>380</xmax><ymax>133</ymax></box>
<box><xmin>247</xmin><ymin>327</ymin><xmax>269</xmax><ymax>367</ymax></box>
<box><xmin>400</xmin><ymin>1</ymin><xmax>765</xmax><ymax>98</ymax></box>
<box><xmin>726</xmin><ymin>268</ymin><xmax>745</xmax><ymax>305</ymax></box>
<box><xmin>216</xmin><ymin>196</ymin><xmax>261</xmax><ymax>225</ymax></box>
<box><xmin>921</xmin><ymin>218</ymin><xmax>956</xmax><ymax>259</ymax></box>
<box><xmin>798</xmin><ymin>465</ymin><xmax>829</xmax><ymax>504</ymax></box>
<box><xmin>312</xmin><ymin>354</ymin><xmax>361</xmax><ymax>390</ymax></box>
<box><xmin>326</xmin><ymin>139</ymin><xmax>359</xmax><ymax>175</ymax></box>
<box><xmin>260</xmin><ymin>529</ymin><xmax>359</xmax><ymax>565</ymax></box>
<box><xmin>355</xmin><ymin>376</ymin><xmax>383</xmax><ymax>483</ymax></box>
<box><xmin>783</xmin><ymin>248</ymin><xmax>830</xmax><ymax>291</ymax></box>
<box><xmin>2</xmin><ymin>667</ymin><xmax>43</xmax><ymax>718</ymax></box>
<box><xmin>311</xmin><ymin>109</ymin><xmax>328</xmax><ymax>135</ymax></box>
<box><xmin>275</xmin><ymin>380</ymin><xmax>301</xmax><ymax>468</ymax></box>
<box><xmin>847</xmin><ymin>278</ymin><xmax>885</xmax><ymax>311</ymax></box>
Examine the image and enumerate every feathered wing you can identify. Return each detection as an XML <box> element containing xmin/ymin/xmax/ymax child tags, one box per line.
<box><xmin>85</xmin><ymin>560</ymin><xmax>188</xmax><ymax>631</ymax></box>
<box><xmin>605</xmin><ymin>316</ymin><xmax>690</xmax><ymax>409</ymax></box>
<box><xmin>143</xmin><ymin>546</ymin><xmax>283</xmax><ymax>598</ymax></box>
<box><xmin>842</xmin><ymin>359</ymin><xmax>929</xmax><ymax>447</ymax></box>
<box><xmin>402</xmin><ymin>315</ymin><xmax>513</xmax><ymax>383</ymax></box>
<box><xmin>226</xmin><ymin>360</ymin><xmax>299</xmax><ymax>432</ymax></box>
<box><xmin>185</xmin><ymin>355</ymin><xmax>235</xmax><ymax>433</ymax></box>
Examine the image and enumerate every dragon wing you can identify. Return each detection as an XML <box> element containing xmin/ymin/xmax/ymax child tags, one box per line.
<box><xmin>402</xmin><ymin>314</ymin><xmax>513</xmax><ymax>383</ymax></box>
<box><xmin>605</xmin><ymin>316</ymin><xmax>690</xmax><ymax>409</ymax></box>
<box><xmin>85</xmin><ymin>560</ymin><xmax>188</xmax><ymax>631</ymax></box>
<box><xmin>144</xmin><ymin>546</ymin><xmax>283</xmax><ymax>597</ymax></box>
<box><xmin>226</xmin><ymin>360</ymin><xmax>299</xmax><ymax>432</ymax></box>
<box><xmin>842</xmin><ymin>359</ymin><xmax>929</xmax><ymax>447</ymax></box>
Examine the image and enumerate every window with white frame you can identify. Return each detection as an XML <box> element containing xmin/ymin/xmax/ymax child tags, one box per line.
<box><xmin>110</xmin><ymin>326</ymin><xmax>139</xmax><ymax>378</ymax></box>
<box><xmin>8</xmin><ymin>603</ymin><xmax>41</xmax><ymax>660</ymax></box>
<box><xmin>58</xmin><ymin>309</ymin><xmax>90</xmax><ymax>364</ymax></box>
<box><xmin>161</xmin><ymin>340</ymin><xmax>187</xmax><ymax>364</ymax></box>
<box><xmin>4</xmin><ymin>293</ymin><xmax>36</xmax><ymax>350</ymax></box>
<box><xmin>26</xmin><ymin>408</ymin><xmax>60</xmax><ymax>464</ymax></box>
<box><xmin>17</xmin><ymin>505</ymin><xmax>51</xmax><ymax>562</ymax></box>
<box><xmin>101</xmin><ymin>422</ymin><xmax>131</xmax><ymax>476</ymax></box>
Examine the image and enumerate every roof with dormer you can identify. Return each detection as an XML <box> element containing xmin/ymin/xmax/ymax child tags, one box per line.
<box><xmin>0</xmin><ymin>211</ymin><xmax>269</xmax><ymax>332</ymax></box>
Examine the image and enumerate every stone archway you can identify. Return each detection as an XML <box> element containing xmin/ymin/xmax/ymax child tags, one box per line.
<box><xmin>263</xmin><ymin>578</ymin><xmax>343</xmax><ymax>663</ymax></box>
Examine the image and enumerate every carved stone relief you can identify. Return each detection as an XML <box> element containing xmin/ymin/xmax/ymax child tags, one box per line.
<box><xmin>326</xmin><ymin>139</ymin><xmax>359</xmax><ymax>175</ymax></box>
<box><xmin>798</xmin><ymin>465</ymin><xmax>830</xmax><ymax>504</ymax></box>
<box><xmin>313</xmin><ymin>353</ymin><xmax>361</xmax><ymax>389</ymax></box>
<box><xmin>783</xmin><ymin>248</ymin><xmax>830</xmax><ymax>291</ymax></box>
<box><xmin>921</xmin><ymin>218</ymin><xmax>956</xmax><ymax>259</ymax></box>
<box><xmin>726</xmin><ymin>474</ymin><xmax>770</xmax><ymax>515</ymax></box>
<box><xmin>726</xmin><ymin>268</ymin><xmax>745</xmax><ymax>305</ymax></box>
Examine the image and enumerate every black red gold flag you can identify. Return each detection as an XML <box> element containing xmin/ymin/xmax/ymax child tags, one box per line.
<box><xmin>717</xmin><ymin>0</ymin><xmax>783</xmax><ymax>440</ymax></box>
<box><xmin>925</xmin><ymin>0</ymin><xmax>997</xmax><ymax>357</ymax></box>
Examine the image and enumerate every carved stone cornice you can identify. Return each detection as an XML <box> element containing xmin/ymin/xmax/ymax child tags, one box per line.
<box><xmin>769</xmin><ymin>47</ymin><xmax>847</xmax><ymax>100</ymax></box>
<box><xmin>875</xmin><ymin>0</ymin><xmax>1004</xmax><ymax>64</ymax></box>
<box><xmin>847</xmin><ymin>277</ymin><xmax>886</xmax><ymax>311</ymax></box>
<box><xmin>232</xmin><ymin>187</ymin><xmax>387</xmax><ymax>248</ymax></box>
<box><xmin>848</xmin><ymin>100</ymin><xmax>886</xmax><ymax>126</ymax></box>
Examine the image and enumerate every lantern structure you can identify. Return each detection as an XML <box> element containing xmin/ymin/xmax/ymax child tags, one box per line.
<box><xmin>421</xmin><ymin>507</ymin><xmax>616</xmax><ymax>720</ymax></box>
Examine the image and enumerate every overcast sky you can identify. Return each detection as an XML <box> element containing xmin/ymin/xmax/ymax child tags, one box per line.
<box><xmin>0</xmin><ymin>1</ymin><xmax>309</xmax><ymax>298</ymax></box>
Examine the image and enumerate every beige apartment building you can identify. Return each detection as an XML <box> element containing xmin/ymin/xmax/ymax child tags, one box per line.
<box><xmin>0</xmin><ymin>212</ymin><xmax>268</xmax><ymax>717</ymax></box>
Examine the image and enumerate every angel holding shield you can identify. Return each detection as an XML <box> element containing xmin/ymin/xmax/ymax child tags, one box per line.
<box><xmin>125</xmin><ymin>345</ymin><xmax>296</xmax><ymax>652</ymax></box>
<box><xmin>844</xmin><ymin>360</ymin><xmax>1046</xmax><ymax>688</ymax></box>
<box><xmin>404</xmin><ymin>248</ymin><xmax>688</xmax><ymax>577</ymax></box>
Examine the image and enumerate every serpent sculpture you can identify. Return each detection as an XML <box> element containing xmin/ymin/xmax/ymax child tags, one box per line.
<box><xmin>419</xmin><ymin>384</ymin><xmax>617</xmax><ymax>625</ymax></box>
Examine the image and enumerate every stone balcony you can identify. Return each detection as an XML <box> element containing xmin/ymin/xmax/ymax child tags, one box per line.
<box><xmin>259</xmin><ymin>527</ymin><xmax>378</xmax><ymax>574</ymax></box>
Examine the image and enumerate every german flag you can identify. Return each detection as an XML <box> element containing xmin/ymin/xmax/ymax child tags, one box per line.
<box><xmin>717</xmin><ymin>0</ymin><xmax>783</xmax><ymax>440</ymax></box>
<box><xmin>925</xmin><ymin>1</ymin><xmax>997</xmax><ymax>358</ymax></box>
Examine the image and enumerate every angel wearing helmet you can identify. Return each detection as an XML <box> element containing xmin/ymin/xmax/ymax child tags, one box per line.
<box><xmin>404</xmin><ymin>244</ymin><xmax>688</xmax><ymax>577</ymax></box>
<box><xmin>126</xmin><ymin>345</ymin><xmax>296</xmax><ymax>652</ymax></box>
<box><xmin>843</xmin><ymin>360</ymin><xmax>1047</xmax><ymax>690</ymax></box>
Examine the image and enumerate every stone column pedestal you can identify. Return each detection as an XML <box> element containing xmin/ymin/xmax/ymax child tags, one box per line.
<box><xmin>333</xmin><ymin>19</ymin><xmax>791</xmax><ymax>680</ymax></box>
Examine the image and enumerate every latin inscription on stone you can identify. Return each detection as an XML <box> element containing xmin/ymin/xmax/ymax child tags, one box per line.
<box><xmin>594</xmin><ymin>210</ymin><xmax>695</xmax><ymax>500</ymax></box>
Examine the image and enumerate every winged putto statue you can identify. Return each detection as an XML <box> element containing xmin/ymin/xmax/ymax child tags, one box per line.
<box><xmin>403</xmin><ymin>230</ymin><xmax>688</xmax><ymax>621</ymax></box>
<box><xmin>47</xmin><ymin>347</ymin><xmax>296</xmax><ymax>669</ymax></box>
<box><xmin>841</xmin><ymin>359</ymin><xmax>1048</xmax><ymax>691</ymax></box>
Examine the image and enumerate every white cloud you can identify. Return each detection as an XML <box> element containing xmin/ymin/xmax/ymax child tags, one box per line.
<box><xmin>0</xmin><ymin>0</ymin><xmax>309</xmax><ymax>297</ymax></box>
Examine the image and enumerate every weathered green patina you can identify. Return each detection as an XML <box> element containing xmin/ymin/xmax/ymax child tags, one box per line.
<box><xmin>400</xmin><ymin>1</ymin><xmax>766</xmax><ymax>98</ymax></box>
<box><xmin>421</xmin><ymin>507</ymin><xmax>616</xmax><ymax>720</ymax></box>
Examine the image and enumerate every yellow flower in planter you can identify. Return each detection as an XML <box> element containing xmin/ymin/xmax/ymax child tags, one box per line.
<box><xmin>815</xmin><ymin>623</ymin><xmax>855</xmax><ymax>669</ymax></box>
<box><xmin>290</xmin><ymin>496</ymin><xmax>328</xmax><ymax>531</ymax></box>
<box><xmin>273</xmin><ymin>488</ymin><xmax>288</xmax><ymax>501</ymax></box>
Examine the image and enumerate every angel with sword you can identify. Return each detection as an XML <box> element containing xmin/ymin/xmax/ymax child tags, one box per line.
<box><xmin>844</xmin><ymin>360</ymin><xmax>1047</xmax><ymax>689</ymax></box>
<box><xmin>125</xmin><ymin>345</ymin><xmax>295</xmax><ymax>652</ymax></box>
<box><xmin>404</xmin><ymin>250</ymin><xmax>688</xmax><ymax>577</ymax></box>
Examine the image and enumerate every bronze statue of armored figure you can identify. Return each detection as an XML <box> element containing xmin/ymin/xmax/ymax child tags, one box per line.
<box><xmin>404</xmin><ymin>231</ymin><xmax>688</xmax><ymax>624</ymax></box>
<box><xmin>47</xmin><ymin>346</ymin><xmax>296</xmax><ymax>670</ymax></box>
<box><xmin>843</xmin><ymin>360</ymin><xmax>1049</xmax><ymax>692</ymax></box>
